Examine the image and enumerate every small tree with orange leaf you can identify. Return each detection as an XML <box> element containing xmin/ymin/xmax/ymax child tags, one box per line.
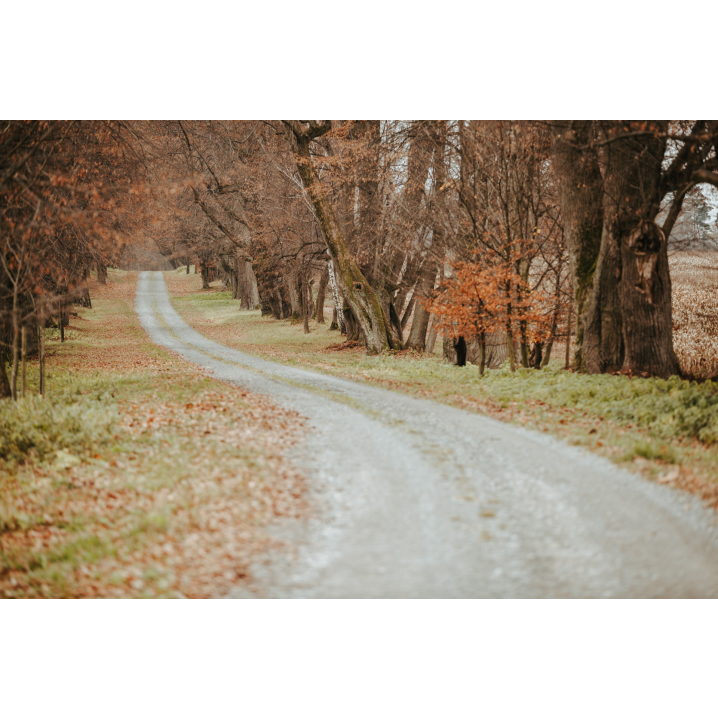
<box><xmin>428</xmin><ymin>256</ymin><xmax>551</xmax><ymax>374</ymax></box>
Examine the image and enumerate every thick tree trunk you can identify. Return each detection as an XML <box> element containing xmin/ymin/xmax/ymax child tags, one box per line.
<box><xmin>286</xmin><ymin>269</ymin><xmax>302</xmax><ymax>322</ymax></box>
<box><xmin>343</xmin><ymin>299</ymin><xmax>360</xmax><ymax>341</ymax></box>
<box><xmin>551</xmin><ymin>122</ymin><xmax>613</xmax><ymax>372</ymax></box>
<box><xmin>237</xmin><ymin>258</ymin><xmax>259</xmax><ymax>310</ymax></box>
<box><xmin>270</xmin><ymin>290</ymin><xmax>282</xmax><ymax>320</ymax></box>
<box><xmin>406</xmin><ymin>262</ymin><xmax>435</xmax><ymax>350</ymax></box>
<box><xmin>426</xmin><ymin>316</ymin><xmax>438</xmax><ymax>355</ymax></box>
<box><xmin>282</xmin><ymin>122</ymin><xmax>397</xmax><ymax>354</ymax></box>
<box><xmin>200</xmin><ymin>262</ymin><xmax>210</xmax><ymax>289</ymax></box>
<box><xmin>400</xmin><ymin>292</ymin><xmax>416</xmax><ymax>332</ymax></box>
<box><xmin>603</xmin><ymin>123</ymin><xmax>679</xmax><ymax>378</ymax></box>
<box><xmin>327</xmin><ymin>260</ymin><xmax>344</xmax><ymax>332</ymax></box>
<box><xmin>315</xmin><ymin>266</ymin><xmax>328</xmax><ymax>323</ymax></box>
<box><xmin>553</xmin><ymin>121</ymin><xmax>679</xmax><ymax>378</ymax></box>
<box><xmin>618</xmin><ymin>221</ymin><xmax>678</xmax><ymax>376</ymax></box>
<box><xmin>97</xmin><ymin>262</ymin><xmax>107</xmax><ymax>285</ymax></box>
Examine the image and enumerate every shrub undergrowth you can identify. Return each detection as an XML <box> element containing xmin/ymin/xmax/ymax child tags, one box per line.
<box><xmin>0</xmin><ymin>391</ymin><xmax>116</xmax><ymax>464</ymax></box>
<box><xmin>472</xmin><ymin>365</ymin><xmax>718</xmax><ymax>445</ymax></box>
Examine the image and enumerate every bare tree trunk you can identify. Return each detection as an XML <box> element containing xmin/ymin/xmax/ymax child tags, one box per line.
<box><xmin>302</xmin><ymin>278</ymin><xmax>310</xmax><ymax>334</ymax></box>
<box><xmin>408</xmin><ymin>122</ymin><xmax>447</xmax><ymax>352</ymax></box>
<box><xmin>282</xmin><ymin>122</ymin><xmax>397</xmax><ymax>354</ymax></box>
<box><xmin>506</xmin><ymin>329</ymin><xmax>516</xmax><ymax>372</ymax></box>
<box><xmin>237</xmin><ymin>259</ymin><xmax>259</xmax><ymax>310</ymax></box>
<box><xmin>81</xmin><ymin>269</ymin><xmax>92</xmax><ymax>308</ymax></box>
<box><xmin>231</xmin><ymin>256</ymin><xmax>240</xmax><ymax>299</ymax></box>
<box><xmin>478</xmin><ymin>331</ymin><xmax>486</xmax><ymax>375</ymax></box>
<box><xmin>21</xmin><ymin>325</ymin><xmax>27</xmax><ymax>398</ymax></box>
<box><xmin>406</xmin><ymin>262</ymin><xmax>435</xmax><ymax>350</ymax></box>
<box><xmin>97</xmin><ymin>262</ymin><xmax>107</xmax><ymax>285</ymax></box>
<box><xmin>248</xmin><ymin>263</ymin><xmax>260</xmax><ymax>309</ymax></box>
<box><xmin>39</xmin><ymin>305</ymin><xmax>45</xmax><ymax>396</ymax></box>
<box><xmin>286</xmin><ymin>269</ymin><xmax>302</xmax><ymax>322</ymax></box>
<box><xmin>315</xmin><ymin>266</ymin><xmax>328</xmax><ymax>323</ymax></box>
<box><xmin>426</xmin><ymin>316</ymin><xmax>438</xmax><ymax>355</ymax></box>
<box><xmin>200</xmin><ymin>262</ymin><xmax>210</xmax><ymax>289</ymax></box>
<box><xmin>59</xmin><ymin>297</ymin><xmax>65</xmax><ymax>343</ymax></box>
<box><xmin>11</xmin><ymin>303</ymin><xmax>19</xmax><ymax>400</ymax></box>
<box><xmin>541</xmin><ymin>261</ymin><xmax>564</xmax><ymax>368</ymax></box>
<box><xmin>565</xmin><ymin>302</ymin><xmax>572</xmax><ymax>370</ymax></box>
<box><xmin>551</xmin><ymin>122</ymin><xmax>614</xmax><ymax>372</ymax></box>
<box><xmin>519</xmin><ymin>320</ymin><xmax>530</xmax><ymax>368</ymax></box>
<box><xmin>604</xmin><ymin>125</ymin><xmax>679</xmax><ymax>378</ymax></box>
<box><xmin>541</xmin><ymin>320</ymin><xmax>558</xmax><ymax>369</ymax></box>
<box><xmin>327</xmin><ymin>260</ymin><xmax>344</xmax><ymax>332</ymax></box>
<box><xmin>238</xmin><ymin>258</ymin><xmax>249</xmax><ymax>309</ymax></box>
<box><xmin>400</xmin><ymin>292</ymin><xmax>416</xmax><ymax>332</ymax></box>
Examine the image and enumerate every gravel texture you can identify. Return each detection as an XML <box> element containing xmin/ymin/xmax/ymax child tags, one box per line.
<box><xmin>136</xmin><ymin>271</ymin><xmax>718</xmax><ymax>597</ymax></box>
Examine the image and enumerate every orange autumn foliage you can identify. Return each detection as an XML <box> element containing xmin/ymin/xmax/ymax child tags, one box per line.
<box><xmin>428</xmin><ymin>260</ymin><xmax>551</xmax><ymax>343</ymax></box>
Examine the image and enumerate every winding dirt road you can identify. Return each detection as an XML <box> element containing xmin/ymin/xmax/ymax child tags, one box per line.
<box><xmin>136</xmin><ymin>271</ymin><xmax>718</xmax><ymax>597</ymax></box>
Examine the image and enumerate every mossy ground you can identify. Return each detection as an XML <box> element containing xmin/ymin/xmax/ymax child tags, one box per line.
<box><xmin>168</xmin><ymin>270</ymin><xmax>718</xmax><ymax>510</ymax></box>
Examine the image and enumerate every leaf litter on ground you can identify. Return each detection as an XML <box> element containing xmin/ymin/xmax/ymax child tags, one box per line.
<box><xmin>0</xmin><ymin>270</ymin><xmax>308</xmax><ymax>598</ymax></box>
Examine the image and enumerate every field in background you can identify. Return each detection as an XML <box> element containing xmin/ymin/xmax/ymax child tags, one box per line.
<box><xmin>167</xmin><ymin>267</ymin><xmax>718</xmax><ymax>512</ymax></box>
<box><xmin>670</xmin><ymin>251</ymin><xmax>718</xmax><ymax>378</ymax></box>
<box><xmin>0</xmin><ymin>270</ymin><xmax>306</xmax><ymax>598</ymax></box>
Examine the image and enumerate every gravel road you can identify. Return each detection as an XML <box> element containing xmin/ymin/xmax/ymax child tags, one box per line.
<box><xmin>136</xmin><ymin>271</ymin><xmax>718</xmax><ymax>597</ymax></box>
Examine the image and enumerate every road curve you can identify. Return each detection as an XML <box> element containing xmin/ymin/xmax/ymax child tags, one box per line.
<box><xmin>136</xmin><ymin>271</ymin><xmax>718</xmax><ymax>597</ymax></box>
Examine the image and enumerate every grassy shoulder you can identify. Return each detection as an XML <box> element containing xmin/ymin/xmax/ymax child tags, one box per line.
<box><xmin>167</xmin><ymin>269</ymin><xmax>718</xmax><ymax>510</ymax></box>
<box><xmin>0</xmin><ymin>270</ymin><xmax>306</xmax><ymax>598</ymax></box>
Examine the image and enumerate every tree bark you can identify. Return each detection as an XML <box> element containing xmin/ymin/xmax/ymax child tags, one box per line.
<box><xmin>479</xmin><ymin>336</ymin><xmax>489</xmax><ymax>374</ymax></box>
<box><xmin>282</xmin><ymin>122</ymin><xmax>398</xmax><ymax>354</ymax></box>
<box><xmin>21</xmin><ymin>325</ymin><xmax>27</xmax><ymax>398</ymax></box>
<box><xmin>327</xmin><ymin>260</ymin><xmax>344</xmax><ymax>332</ymax></box>
<box><xmin>286</xmin><ymin>269</ymin><xmax>302</xmax><ymax>322</ymax></box>
<box><xmin>315</xmin><ymin>266</ymin><xmax>328</xmax><ymax>323</ymax></box>
<box><xmin>409</xmin><ymin>121</ymin><xmax>447</xmax><ymax>351</ymax></box>
<box><xmin>97</xmin><ymin>262</ymin><xmax>107</xmax><ymax>285</ymax></box>
<box><xmin>302</xmin><ymin>278</ymin><xmax>310</xmax><ymax>334</ymax></box>
<box><xmin>426</xmin><ymin>316</ymin><xmax>438</xmax><ymax>355</ymax></box>
<box><xmin>11</xmin><ymin>305</ymin><xmax>19</xmax><ymax>400</ymax></box>
<box><xmin>200</xmin><ymin>262</ymin><xmax>210</xmax><ymax>289</ymax></box>
<box><xmin>39</xmin><ymin>304</ymin><xmax>45</xmax><ymax>396</ymax></box>
<box><xmin>602</xmin><ymin>123</ymin><xmax>678</xmax><ymax>377</ymax></box>
<box><xmin>551</xmin><ymin>122</ymin><xmax>611</xmax><ymax>372</ymax></box>
<box><xmin>552</xmin><ymin>121</ymin><xmax>679</xmax><ymax>378</ymax></box>
<box><xmin>406</xmin><ymin>262</ymin><xmax>435</xmax><ymax>350</ymax></box>
<box><xmin>0</xmin><ymin>356</ymin><xmax>10</xmax><ymax>398</ymax></box>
